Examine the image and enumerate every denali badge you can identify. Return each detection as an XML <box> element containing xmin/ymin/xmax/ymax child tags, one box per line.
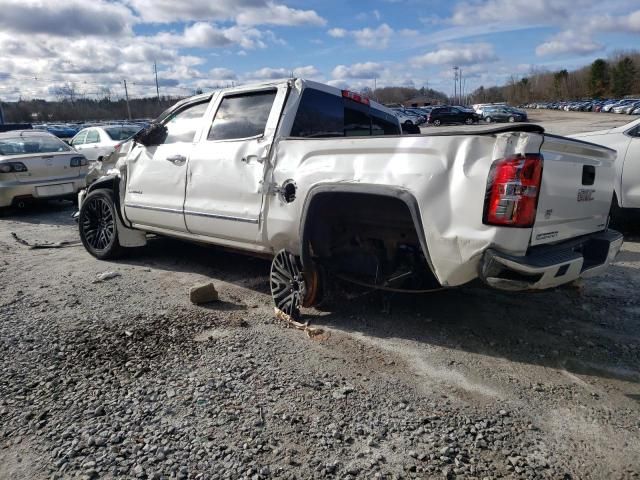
<box><xmin>577</xmin><ymin>189</ymin><xmax>595</xmax><ymax>202</ymax></box>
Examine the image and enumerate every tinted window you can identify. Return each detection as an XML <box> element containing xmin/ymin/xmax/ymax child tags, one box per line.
<box><xmin>164</xmin><ymin>102</ymin><xmax>209</xmax><ymax>144</ymax></box>
<box><xmin>0</xmin><ymin>135</ymin><xmax>71</xmax><ymax>155</ymax></box>
<box><xmin>371</xmin><ymin>110</ymin><xmax>401</xmax><ymax>135</ymax></box>
<box><xmin>208</xmin><ymin>91</ymin><xmax>276</xmax><ymax>141</ymax></box>
<box><xmin>104</xmin><ymin>126</ymin><xmax>142</xmax><ymax>141</ymax></box>
<box><xmin>345</xmin><ymin>106</ymin><xmax>371</xmax><ymax>136</ymax></box>
<box><xmin>85</xmin><ymin>130</ymin><xmax>99</xmax><ymax>144</ymax></box>
<box><xmin>71</xmin><ymin>131</ymin><xmax>87</xmax><ymax>146</ymax></box>
<box><xmin>290</xmin><ymin>89</ymin><xmax>400</xmax><ymax>138</ymax></box>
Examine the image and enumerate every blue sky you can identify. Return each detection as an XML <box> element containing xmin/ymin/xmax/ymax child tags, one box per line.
<box><xmin>0</xmin><ymin>0</ymin><xmax>639</xmax><ymax>100</ymax></box>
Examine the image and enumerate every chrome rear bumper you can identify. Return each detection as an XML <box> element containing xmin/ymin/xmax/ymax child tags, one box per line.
<box><xmin>481</xmin><ymin>230</ymin><xmax>623</xmax><ymax>291</ymax></box>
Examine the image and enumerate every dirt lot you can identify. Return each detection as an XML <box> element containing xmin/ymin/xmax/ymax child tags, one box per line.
<box><xmin>1</xmin><ymin>111</ymin><xmax>640</xmax><ymax>480</ymax></box>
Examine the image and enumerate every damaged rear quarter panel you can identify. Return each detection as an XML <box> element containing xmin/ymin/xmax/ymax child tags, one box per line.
<box><xmin>263</xmin><ymin>131</ymin><xmax>543</xmax><ymax>286</ymax></box>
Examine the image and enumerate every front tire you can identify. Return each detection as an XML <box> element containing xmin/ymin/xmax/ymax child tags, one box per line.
<box><xmin>485</xmin><ymin>117</ymin><xmax>492</xmax><ymax>123</ymax></box>
<box><xmin>465</xmin><ymin>117</ymin><xmax>473</xmax><ymax>125</ymax></box>
<box><xmin>508</xmin><ymin>116</ymin><xmax>515</xmax><ymax>123</ymax></box>
<box><xmin>79</xmin><ymin>189</ymin><xmax>123</xmax><ymax>259</ymax></box>
<box><xmin>433</xmin><ymin>119</ymin><xmax>442</xmax><ymax>126</ymax></box>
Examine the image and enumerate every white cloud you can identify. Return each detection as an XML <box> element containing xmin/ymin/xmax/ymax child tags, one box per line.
<box><xmin>209</xmin><ymin>68</ymin><xmax>237</xmax><ymax>80</ymax></box>
<box><xmin>411</xmin><ymin>43</ymin><xmax>498</xmax><ymax>67</ymax></box>
<box><xmin>450</xmin><ymin>0</ymin><xmax>587</xmax><ymax>26</ymax></box>
<box><xmin>236</xmin><ymin>3</ymin><xmax>326</xmax><ymax>26</ymax></box>
<box><xmin>535</xmin><ymin>31</ymin><xmax>603</xmax><ymax>57</ymax></box>
<box><xmin>153</xmin><ymin>22</ymin><xmax>267</xmax><ymax>50</ymax></box>
<box><xmin>352</xmin><ymin>24</ymin><xmax>394</xmax><ymax>49</ymax></box>
<box><xmin>125</xmin><ymin>0</ymin><xmax>325</xmax><ymax>26</ymax></box>
<box><xmin>0</xmin><ymin>0</ymin><xmax>133</xmax><ymax>36</ymax></box>
<box><xmin>245</xmin><ymin>65</ymin><xmax>320</xmax><ymax>81</ymax></box>
<box><xmin>327</xmin><ymin>24</ymin><xmax>394</xmax><ymax>49</ymax></box>
<box><xmin>332</xmin><ymin>62</ymin><xmax>384</xmax><ymax>79</ymax></box>
<box><xmin>328</xmin><ymin>28</ymin><xmax>347</xmax><ymax>38</ymax></box>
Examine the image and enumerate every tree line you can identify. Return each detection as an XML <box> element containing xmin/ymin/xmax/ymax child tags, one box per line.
<box><xmin>1</xmin><ymin>96</ymin><xmax>184</xmax><ymax>123</ymax></box>
<box><xmin>470</xmin><ymin>51</ymin><xmax>640</xmax><ymax>105</ymax></box>
<box><xmin>1</xmin><ymin>85</ymin><xmax>451</xmax><ymax>124</ymax></box>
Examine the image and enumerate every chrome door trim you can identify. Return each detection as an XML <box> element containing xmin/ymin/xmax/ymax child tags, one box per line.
<box><xmin>124</xmin><ymin>203</ymin><xmax>183</xmax><ymax>214</ymax></box>
<box><xmin>184</xmin><ymin>209</ymin><xmax>259</xmax><ymax>224</ymax></box>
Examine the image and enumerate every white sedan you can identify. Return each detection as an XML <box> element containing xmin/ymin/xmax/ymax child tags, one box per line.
<box><xmin>570</xmin><ymin>118</ymin><xmax>640</xmax><ymax>216</ymax></box>
<box><xmin>70</xmin><ymin>125</ymin><xmax>142</xmax><ymax>162</ymax></box>
<box><xmin>0</xmin><ymin>130</ymin><xmax>88</xmax><ymax>208</ymax></box>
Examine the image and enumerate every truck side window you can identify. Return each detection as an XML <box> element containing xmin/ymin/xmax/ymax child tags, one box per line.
<box><xmin>291</xmin><ymin>89</ymin><xmax>343</xmax><ymax>137</ymax></box>
<box><xmin>371</xmin><ymin>110</ymin><xmax>401</xmax><ymax>135</ymax></box>
<box><xmin>164</xmin><ymin>102</ymin><xmax>209</xmax><ymax>144</ymax></box>
<box><xmin>345</xmin><ymin>106</ymin><xmax>371</xmax><ymax>137</ymax></box>
<box><xmin>208</xmin><ymin>91</ymin><xmax>277</xmax><ymax>141</ymax></box>
<box><xmin>291</xmin><ymin>88</ymin><xmax>400</xmax><ymax>138</ymax></box>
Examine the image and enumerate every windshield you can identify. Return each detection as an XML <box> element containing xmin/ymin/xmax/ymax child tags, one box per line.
<box><xmin>104</xmin><ymin>126</ymin><xmax>142</xmax><ymax>141</ymax></box>
<box><xmin>0</xmin><ymin>135</ymin><xmax>71</xmax><ymax>156</ymax></box>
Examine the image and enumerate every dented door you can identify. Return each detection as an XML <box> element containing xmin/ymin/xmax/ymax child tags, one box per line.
<box><xmin>183</xmin><ymin>85</ymin><xmax>288</xmax><ymax>244</ymax></box>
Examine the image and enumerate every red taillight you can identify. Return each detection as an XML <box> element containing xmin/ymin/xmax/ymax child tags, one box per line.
<box><xmin>114</xmin><ymin>143</ymin><xmax>122</xmax><ymax>153</ymax></box>
<box><xmin>341</xmin><ymin>90</ymin><xmax>370</xmax><ymax>105</ymax></box>
<box><xmin>483</xmin><ymin>154</ymin><xmax>543</xmax><ymax>227</ymax></box>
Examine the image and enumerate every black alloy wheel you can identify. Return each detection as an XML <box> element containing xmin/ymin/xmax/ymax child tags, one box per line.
<box><xmin>79</xmin><ymin>189</ymin><xmax>123</xmax><ymax>259</ymax></box>
<box><xmin>270</xmin><ymin>250</ymin><xmax>306</xmax><ymax>320</ymax></box>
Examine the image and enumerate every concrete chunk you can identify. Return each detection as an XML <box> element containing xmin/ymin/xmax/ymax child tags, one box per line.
<box><xmin>189</xmin><ymin>283</ymin><xmax>219</xmax><ymax>304</ymax></box>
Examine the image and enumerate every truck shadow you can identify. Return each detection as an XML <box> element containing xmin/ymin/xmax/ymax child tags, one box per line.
<box><xmin>110</xmin><ymin>236</ymin><xmax>640</xmax><ymax>386</ymax></box>
<box><xmin>305</xmin><ymin>271</ymin><xmax>640</xmax><ymax>386</ymax></box>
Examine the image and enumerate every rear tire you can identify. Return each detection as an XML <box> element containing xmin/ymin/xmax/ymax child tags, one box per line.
<box><xmin>465</xmin><ymin>117</ymin><xmax>473</xmax><ymax>125</ymax></box>
<box><xmin>433</xmin><ymin>119</ymin><xmax>441</xmax><ymax>126</ymax></box>
<box><xmin>508</xmin><ymin>116</ymin><xmax>515</xmax><ymax>123</ymax></box>
<box><xmin>485</xmin><ymin>117</ymin><xmax>492</xmax><ymax>123</ymax></box>
<box><xmin>79</xmin><ymin>189</ymin><xmax>124</xmax><ymax>260</ymax></box>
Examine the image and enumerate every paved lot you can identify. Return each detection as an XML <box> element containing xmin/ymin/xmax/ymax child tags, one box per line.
<box><xmin>1</xmin><ymin>111</ymin><xmax>639</xmax><ymax>479</ymax></box>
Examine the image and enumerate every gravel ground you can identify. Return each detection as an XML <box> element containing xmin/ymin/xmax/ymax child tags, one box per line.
<box><xmin>1</xmin><ymin>111</ymin><xmax>640</xmax><ymax>480</ymax></box>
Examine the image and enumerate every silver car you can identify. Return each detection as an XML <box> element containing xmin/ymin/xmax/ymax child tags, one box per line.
<box><xmin>0</xmin><ymin>130</ymin><xmax>88</xmax><ymax>208</ymax></box>
<box><xmin>70</xmin><ymin>125</ymin><xmax>143</xmax><ymax>162</ymax></box>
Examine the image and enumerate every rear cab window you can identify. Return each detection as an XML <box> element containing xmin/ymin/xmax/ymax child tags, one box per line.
<box><xmin>290</xmin><ymin>88</ymin><xmax>400</xmax><ymax>138</ymax></box>
<box><xmin>0</xmin><ymin>135</ymin><xmax>71</xmax><ymax>155</ymax></box>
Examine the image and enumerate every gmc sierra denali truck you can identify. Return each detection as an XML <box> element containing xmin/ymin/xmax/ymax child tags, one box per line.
<box><xmin>77</xmin><ymin>79</ymin><xmax>623</xmax><ymax>318</ymax></box>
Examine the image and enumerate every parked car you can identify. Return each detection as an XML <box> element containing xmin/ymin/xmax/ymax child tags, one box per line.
<box><xmin>392</xmin><ymin>108</ymin><xmax>425</xmax><ymax>125</ymax></box>
<box><xmin>76</xmin><ymin>79</ymin><xmax>621</xmax><ymax>319</ymax></box>
<box><xmin>570</xmin><ymin>118</ymin><xmax>640</xmax><ymax>225</ymax></box>
<box><xmin>33</xmin><ymin>124</ymin><xmax>79</xmax><ymax>139</ymax></box>
<box><xmin>482</xmin><ymin>106</ymin><xmax>527</xmax><ymax>123</ymax></box>
<box><xmin>427</xmin><ymin>106</ymin><xmax>479</xmax><ymax>126</ymax></box>
<box><xmin>70</xmin><ymin>125</ymin><xmax>143</xmax><ymax>163</ymax></box>
<box><xmin>0</xmin><ymin>130</ymin><xmax>88</xmax><ymax>208</ymax></box>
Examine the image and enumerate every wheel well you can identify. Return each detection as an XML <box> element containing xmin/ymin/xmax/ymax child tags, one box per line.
<box><xmin>301</xmin><ymin>191</ymin><xmax>439</xmax><ymax>288</ymax></box>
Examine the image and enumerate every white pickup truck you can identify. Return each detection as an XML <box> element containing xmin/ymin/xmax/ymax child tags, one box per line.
<box><xmin>77</xmin><ymin>79</ymin><xmax>623</xmax><ymax>318</ymax></box>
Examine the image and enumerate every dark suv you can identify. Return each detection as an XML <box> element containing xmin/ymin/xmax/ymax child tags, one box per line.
<box><xmin>427</xmin><ymin>106</ymin><xmax>479</xmax><ymax>126</ymax></box>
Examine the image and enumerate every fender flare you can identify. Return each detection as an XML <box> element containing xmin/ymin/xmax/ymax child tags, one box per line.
<box><xmin>298</xmin><ymin>183</ymin><xmax>436</xmax><ymax>277</ymax></box>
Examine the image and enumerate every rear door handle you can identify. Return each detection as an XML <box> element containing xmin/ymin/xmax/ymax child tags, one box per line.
<box><xmin>166</xmin><ymin>155</ymin><xmax>186</xmax><ymax>165</ymax></box>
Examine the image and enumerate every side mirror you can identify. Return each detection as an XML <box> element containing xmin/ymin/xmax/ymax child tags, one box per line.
<box><xmin>134</xmin><ymin>122</ymin><xmax>167</xmax><ymax>147</ymax></box>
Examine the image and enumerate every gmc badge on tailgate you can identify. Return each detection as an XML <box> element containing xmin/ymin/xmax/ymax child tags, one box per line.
<box><xmin>577</xmin><ymin>189</ymin><xmax>595</xmax><ymax>202</ymax></box>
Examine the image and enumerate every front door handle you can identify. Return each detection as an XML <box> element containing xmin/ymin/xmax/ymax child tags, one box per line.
<box><xmin>241</xmin><ymin>155</ymin><xmax>263</xmax><ymax>164</ymax></box>
<box><xmin>166</xmin><ymin>155</ymin><xmax>186</xmax><ymax>165</ymax></box>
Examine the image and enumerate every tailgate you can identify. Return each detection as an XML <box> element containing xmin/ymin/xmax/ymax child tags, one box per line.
<box><xmin>532</xmin><ymin>134</ymin><xmax>616</xmax><ymax>246</ymax></box>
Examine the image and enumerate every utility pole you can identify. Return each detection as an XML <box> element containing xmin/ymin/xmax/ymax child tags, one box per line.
<box><xmin>459</xmin><ymin>68</ymin><xmax>463</xmax><ymax>105</ymax></box>
<box><xmin>123</xmin><ymin>79</ymin><xmax>132</xmax><ymax>120</ymax></box>
<box><xmin>154</xmin><ymin>61</ymin><xmax>160</xmax><ymax>104</ymax></box>
<box><xmin>453</xmin><ymin>66</ymin><xmax>459</xmax><ymax>104</ymax></box>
